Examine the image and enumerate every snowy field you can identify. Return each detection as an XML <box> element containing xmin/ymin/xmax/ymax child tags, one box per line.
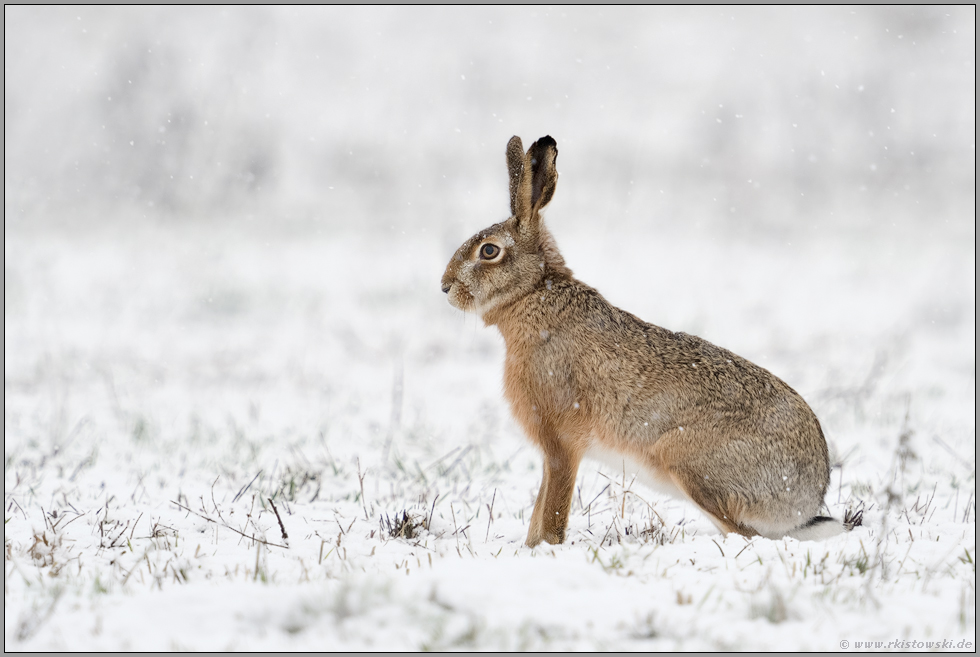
<box><xmin>5</xmin><ymin>7</ymin><xmax>976</xmax><ymax>651</ymax></box>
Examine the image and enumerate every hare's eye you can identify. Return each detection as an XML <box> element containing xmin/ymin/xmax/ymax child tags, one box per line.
<box><xmin>480</xmin><ymin>243</ymin><xmax>501</xmax><ymax>260</ymax></box>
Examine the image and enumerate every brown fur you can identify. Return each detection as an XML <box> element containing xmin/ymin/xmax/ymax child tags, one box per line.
<box><xmin>441</xmin><ymin>135</ymin><xmax>837</xmax><ymax>547</ymax></box>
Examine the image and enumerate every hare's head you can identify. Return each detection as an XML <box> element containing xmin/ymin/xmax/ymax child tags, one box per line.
<box><xmin>441</xmin><ymin>135</ymin><xmax>569</xmax><ymax>320</ymax></box>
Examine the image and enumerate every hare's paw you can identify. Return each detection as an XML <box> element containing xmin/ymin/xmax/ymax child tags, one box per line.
<box><xmin>526</xmin><ymin>521</ymin><xmax>565</xmax><ymax>547</ymax></box>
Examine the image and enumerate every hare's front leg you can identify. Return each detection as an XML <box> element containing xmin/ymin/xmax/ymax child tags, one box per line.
<box><xmin>526</xmin><ymin>434</ymin><xmax>583</xmax><ymax>547</ymax></box>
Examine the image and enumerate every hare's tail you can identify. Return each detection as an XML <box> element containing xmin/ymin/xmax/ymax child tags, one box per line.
<box><xmin>786</xmin><ymin>515</ymin><xmax>843</xmax><ymax>541</ymax></box>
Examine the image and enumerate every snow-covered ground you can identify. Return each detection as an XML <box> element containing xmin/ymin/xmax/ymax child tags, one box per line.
<box><xmin>5</xmin><ymin>7</ymin><xmax>975</xmax><ymax>651</ymax></box>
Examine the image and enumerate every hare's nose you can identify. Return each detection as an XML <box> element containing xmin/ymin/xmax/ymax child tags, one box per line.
<box><xmin>441</xmin><ymin>283</ymin><xmax>451</xmax><ymax>294</ymax></box>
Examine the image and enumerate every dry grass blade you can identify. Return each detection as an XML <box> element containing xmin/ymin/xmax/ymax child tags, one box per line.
<box><xmin>170</xmin><ymin>500</ymin><xmax>288</xmax><ymax>549</ymax></box>
<box><xmin>268</xmin><ymin>498</ymin><xmax>289</xmax><ymax>542</ymax></box>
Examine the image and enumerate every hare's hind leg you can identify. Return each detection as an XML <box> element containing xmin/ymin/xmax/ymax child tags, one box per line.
<box><xmin>649</xmin><ymin>427</ymin><xmax>761</xmax><ymax>538</ymax></box>
<box><xmin>526</xmin><ymin>428</ymin><xmax>585</xmax><ymax>547</ymax></box>
<box><xmin>651</xmin><ymin>426</ymin><xmax>835</xmax><ymax>539</ymax></box>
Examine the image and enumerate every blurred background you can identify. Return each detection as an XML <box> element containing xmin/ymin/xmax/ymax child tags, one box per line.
<box><xmin>4</xmin><ymin>6</ymin><xmax>975</xmax><ymax>460</ymax></box>
<box><xmin>5</xmin><ymin>6</ymin><xmax>975</xmax><ymax>239</ymax></box>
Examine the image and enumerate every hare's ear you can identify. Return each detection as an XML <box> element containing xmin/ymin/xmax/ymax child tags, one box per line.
<box><xmin>508</xmin><ymin>135</ymin><xmax>559</xmax><ymax>230</ymax></box>
<box><xmin>507</xmin><ymin>136</ymin><xmax>526</xmax><ymax>217</ymax></box>
<box><xmin>526</xmin><ymin>135</ymin><xmax>558</xmax><ymax>214</ymax></box>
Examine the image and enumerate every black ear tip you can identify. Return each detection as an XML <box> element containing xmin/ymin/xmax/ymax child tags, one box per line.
<box><xmin>538</xmin><ymin>135</ymin><xmax>557</xmax><ymax>149</ymax></box>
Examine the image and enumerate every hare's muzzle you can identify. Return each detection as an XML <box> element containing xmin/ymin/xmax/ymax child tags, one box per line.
<box><xmin>441</xmin><ymin>282</ymin><xmax>451</xmax><ymax>294</ymax></box>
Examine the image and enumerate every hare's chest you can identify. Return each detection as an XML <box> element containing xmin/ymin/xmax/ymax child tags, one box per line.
<box><xmin>502</xmin><ymin>344</ymin><xmax>580</xmax><ymax>427</ymax></box>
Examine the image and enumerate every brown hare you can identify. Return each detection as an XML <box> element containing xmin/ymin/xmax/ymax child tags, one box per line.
<box><xmin>441</xmin><ymin>135</ymin><xmax>840</xmax><ymax>547</ymax></box>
